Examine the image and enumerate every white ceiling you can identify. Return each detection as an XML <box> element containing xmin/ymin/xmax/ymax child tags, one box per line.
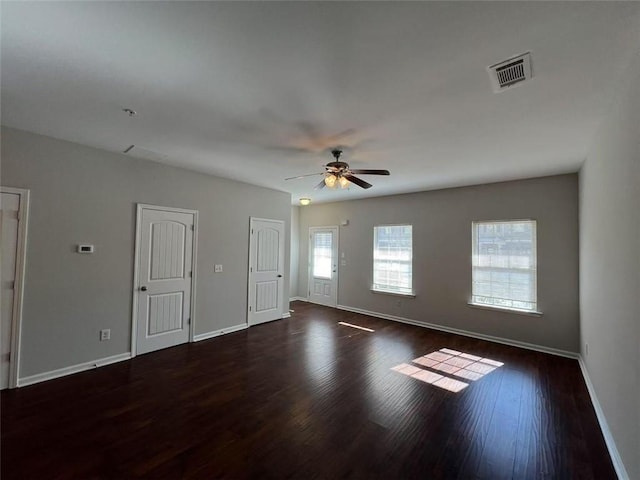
<box><xmin>2</xmin><ymin>2</ymin><xmax>639</xmax><ymax>204</ymax></box>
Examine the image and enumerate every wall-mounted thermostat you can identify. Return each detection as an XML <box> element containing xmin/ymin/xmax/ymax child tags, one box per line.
<box><xmin>77</xmin><ymin>244</ymin><xmax>95</xmax><ymax>254</ymax></box>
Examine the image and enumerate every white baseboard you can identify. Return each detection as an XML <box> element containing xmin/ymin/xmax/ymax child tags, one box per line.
<box><xmin>336</xmin><ymin>304</ymin><xmax>578</xmax><ymax>359</ymax></box>
<box><xmin>289</xmin><ymin>296</ymin><xmax>307</xmax><ymax>302</ymax></box>
<box><xmin>18</xmin><ymin>352</ymin><xmax>132</xmax><ymax>388</ymax></box>
<box><xmin>578</xmin><ymin>357</ymin><xmax>629</xmax><ymax>480</ymax></box>
<box><xmin>193</xmin><ymin>323</ymin><xmax>248</xmax><ymax>342</ymax></box>
<box><xmin>282</xmin><ymin>312</ymin><xmax>291</xmax><ymax>319</ymax></box>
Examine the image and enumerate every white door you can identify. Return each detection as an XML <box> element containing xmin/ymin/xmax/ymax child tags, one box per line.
<box><xmin>308</xmin><ymin>227</ymin><xmax>338</xmax><ymax>307</ymax></box>
<box><xmin>134</xmin><ymin>205</ymin><xmax>196</xmax><ymax>355</ymax></box>
<box><xmin>248</xmin><ymin>218</ymin><xmax>285</xmax><ymax>326</ymax></box>
<box><xmin>1</xmin><ymin>189</ymin><xmax>27</xmax><ymax>390</ymax></box>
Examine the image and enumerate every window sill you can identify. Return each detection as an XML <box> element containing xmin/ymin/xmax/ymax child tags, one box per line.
<box><xmin>371</xmin><ymin>288</ymin><xmax>416</xmax><ymax>299</ymax></box>
<box><xmin>467</xmin><ymin>302</ymin><xmax>543</xmax><ymax>317</ymax></box>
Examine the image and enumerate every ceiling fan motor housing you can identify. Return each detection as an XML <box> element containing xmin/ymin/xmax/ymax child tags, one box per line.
<box><xmin>326</xmin><ymin>161</ymin><xmax>349</xmax><ymax>172</ymax></box>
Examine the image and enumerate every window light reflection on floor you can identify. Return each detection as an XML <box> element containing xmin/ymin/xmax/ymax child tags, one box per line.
<box><xmin>338</xmin><ymin>322</ymin><xmax>374</xmax><ymax>332</ymax></box>
<box><xmin>391</xmin><ymin>348</ymin><xmax>504</xmax><ymax>393</ymax></box>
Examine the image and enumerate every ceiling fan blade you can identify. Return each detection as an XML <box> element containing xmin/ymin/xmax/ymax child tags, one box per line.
<box><xmin>344</xmin><ymin>174</ymin><xmax>372</xmax><ymax>189</ymax></box>
<box><xmin>314</xmin><ymin>179</ymin><xmax>327</xmax><ymax>190</ymax></box>
<box><xmin>285</xmin><ymin>172</ymin><xmax>324</xmax><ymax>181</ymax></box>
<box><xmin>348</xmin><ymin>169</ymin><xmax>390</xmax><ymax>175</ymax></box>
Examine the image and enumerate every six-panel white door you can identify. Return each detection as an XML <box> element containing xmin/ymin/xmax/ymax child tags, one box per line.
<box><xmin>248</xmin><ymin>218</ymin><xmax>284</xmax><ymax>326</ymax></box>
<box><xmin>135</xmin><ymin>206</ymin><xmax>195</xmax><ymax>355</ymax></box>
<box><xmin>308</xmin><ymin>227</ymin><xmax>338</xmax><ymax>307</ymax></box>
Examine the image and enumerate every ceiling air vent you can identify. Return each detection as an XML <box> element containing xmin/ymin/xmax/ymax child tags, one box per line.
<box><xmin>488</xmin><ymin>52</ymin><xmax>532</xmax><ymax>93</ymax></box>
<box><xmin>122</xmin><ymin>145</ymin><xmax>170</xmax><ymax>163</ymax></box>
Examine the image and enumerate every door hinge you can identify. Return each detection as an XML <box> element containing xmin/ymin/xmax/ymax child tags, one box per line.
<box><xmin>187</xmin><ymin>318</ymin><xmax>191</xmax><ymax>325</ymax></box>
<box><xmin>251</xmin><ymin>228</ymin><xmax>254</xmax><ymax>234</ymax></box>
<box><xmin>250</xmin><ymin>267</ymin><xmax>253</xmax><ymax>273</ymax></box>
<box><xmin>189</xmin><ymin>271</ymin><xmax>193</xmax><ymax>277</ymax></box>
<box><xmin>191</xmin><ymin>224</ymin><xmax>195</xmax><ymax>231</ymax></box>
<box><xmin>249</xmin><ymin>306</ymin><xmax>252</xmax><ymax>312</ymax></box>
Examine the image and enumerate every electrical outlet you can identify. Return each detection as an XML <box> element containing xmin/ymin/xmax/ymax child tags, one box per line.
<box><xmin>214</xmin><ymin>264</ymin><xmax>223</xmax><ymax>273</ymax></box>
<box><xmin>100</xmin><ymin>329</ymin><xmax>111</xmax><ymax>341</ymax></box>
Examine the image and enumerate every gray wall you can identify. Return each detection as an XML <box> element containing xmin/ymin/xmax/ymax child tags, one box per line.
<box><xmin>290</xmin><ymin>205</ymin><xmax>300</xmax><ymax>299</ymax></box>
<box><xmin>579</xmin><ymin>52</ymin><xmax>640</xmax><ymax>479</ymax></box>
<box><xmin>298</xmin><ymin>174</ymin><xmax>579</xmax><ymax>352</ymax></box>
<box><xmin>1</xmin><ymin>127</ymin><xmax>291</xmax><ymax>378</ymax></box>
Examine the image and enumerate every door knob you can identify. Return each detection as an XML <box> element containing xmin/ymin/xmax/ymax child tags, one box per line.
<box><xmin>140</xmin><ymin>286</ymin><xmax>148</xmax><ymax>291</ymax></box>
<box><xmin>277</xmin><ymin>274</ymin><xmax>283</xmax><ymax>278</ymax></box>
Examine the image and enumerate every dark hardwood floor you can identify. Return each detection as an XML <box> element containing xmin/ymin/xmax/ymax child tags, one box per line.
<box><xmin>1</xmin><ymin>301</ymin><xmax>615</xmax><ymax>479</ymax></box>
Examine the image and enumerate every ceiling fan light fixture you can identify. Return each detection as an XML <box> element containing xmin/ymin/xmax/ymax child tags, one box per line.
<box><xmin>299</xmin><ymin>197</ymin><xmax>311</xmax><ymax>206</ymax></box>
<box><xmin>339</xmin><ymin>176</ymin><xmax>349</xmax><ymax>188</ymax></box>
<box><xmin>324</xmin><ymin>174</ymin><xmax>337</xmax><ymax>188</ymax></box>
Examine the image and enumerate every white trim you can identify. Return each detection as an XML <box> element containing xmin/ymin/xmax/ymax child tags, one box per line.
<box><xmin>578</xmin><ymin>356</ymin><xmax>630</xmax><ymax>480</ymax></box>
<box><xmin>190</xmin><ymin>211</ymin><xmax>199</xmax><ymax>340</ymax></box>
<box><xmin>289</xmin><ymin>296</ymin><xmax>307</xmax><ymax>302</ymax></box>
<box><xmin>131</xmin><ymin>204</ymin><xmax>198</xmax><ymax>357</ymax></box>
<box><xmin>17</xmin><ymin>353</ymin><xmax>131</xmax><ymax>387</ymax></box>
<box><xmin>193</xmin><ymin>324</ymin><xmax>248</xmax><ymax>342</ymax></box>
<box><xmin>371</xmin><ymin>288</ymin><xmax>416</xmax><ymax>298</ymax></box>
<box><xmin>467</xmin><ymin>302</ymin><xmax>543</xmax><ymax>317</ymax></box>
<box><xmin>1</xmin><ymin>187</ymin><xmax>30</xmax><ymax>389</ymax></box>
<box><xmin>135</xmin><ymin>203</ymin><xmax>198</xmax><ymax>215</ymax></box>
<box><xmin>335</xmin><ymin>304</ymin><xmax>578</xmax><ymax>359</ymax></box>
<box><xmin>282</xmin><ymin>312</ymin><xmax>291</xmax><ymax>319</ymax></box>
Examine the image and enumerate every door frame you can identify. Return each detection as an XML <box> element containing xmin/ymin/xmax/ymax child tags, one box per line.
<box><xmin>307</xmin><ymin>225</ymin><xmax>339</xmax><ymax>306</ymax></box>
<box><xmin>1</xmin><ymin>187</ymin><xmax>30</xmax><ymax>389</ymax></box>
<box><xmin>130</xmin><ymin>203</ymin><xmax>199</xmax><ymax>357</ymax></box>
<box><xmin>247</xmin><ymin>217</ymin><xmax>285</xmax><ymax>326</ymax></box>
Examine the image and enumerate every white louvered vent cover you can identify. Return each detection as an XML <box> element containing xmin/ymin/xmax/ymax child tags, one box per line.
<box><xmin>488</xmin><ymin>52</ymin><xmax>532</xmax><ymax>92</ymax></box>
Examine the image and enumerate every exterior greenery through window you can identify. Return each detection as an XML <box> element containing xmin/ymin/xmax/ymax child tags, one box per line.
<box><xmin>373</xmin><ymin>225</ymin><xmax>413</xmax><ymax>295</ymax></box>
<box><xmin>471</xmin><ymin>220</ymin><xmax>537</xmax><ymax>312</ymax></box>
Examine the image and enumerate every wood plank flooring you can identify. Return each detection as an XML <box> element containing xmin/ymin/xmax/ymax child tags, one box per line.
<box><xmin>1</xmin><ymin>301</ymin><xmax>615</xmax><ymax>479</ymax></box>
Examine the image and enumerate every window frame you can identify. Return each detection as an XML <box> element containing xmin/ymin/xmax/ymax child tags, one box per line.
<box><xmin>470</xmin><ymin>219</ymin><xmax>541</xmax><ymax>315</ymax></box>
<box><xmin>372</xmin><ymin>223</ymin><xmax>415</xmax><ymax>297</ymax></box>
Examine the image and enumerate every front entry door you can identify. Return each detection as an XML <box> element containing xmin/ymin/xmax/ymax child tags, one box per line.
<box><xmin>248</xmin><ymin>218</ymin><xmax>285</xmax><ymax>326</ymax></box>
<box><xmin>135</xmin><ymin>205</ymin><xmax>196</xmax><ymax>355</ymax></box>
<box><xmin>308</xmin><ymin>227</ymin><xmax>338</xmax><ymax>307</ymax></box>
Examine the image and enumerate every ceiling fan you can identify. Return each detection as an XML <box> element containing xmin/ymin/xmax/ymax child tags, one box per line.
<box><xmin>285</xmin><ymin>149</ymin><xmax>390</xmax><ymax>190</ymax></box>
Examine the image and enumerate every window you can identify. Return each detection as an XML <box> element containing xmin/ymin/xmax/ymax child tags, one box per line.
<box><xmin>312</xmin><ymin>231</ymin><xmax>333</xmax><ymax>279</ymax></box>
<box><xmin>373</xmin><ymin>225</ymin><xmax>413</xmax><ymax>295</ymax></box>
<box><xmin>471</xmin><ymin>220</ymin><xmax>537</xmax><ymax>312</ymax></box>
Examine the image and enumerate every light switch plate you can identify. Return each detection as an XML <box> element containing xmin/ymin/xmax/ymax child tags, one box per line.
<box><xmin>214</xmin><ymin>264</ymin><xmax>223</xmax><ymax>273</ymax></box>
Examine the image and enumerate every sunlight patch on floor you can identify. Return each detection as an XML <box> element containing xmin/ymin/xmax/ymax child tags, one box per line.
<box><xmin>338</xmin><ymin>322</ymin><xmax>374</xmax><ymax>332</ymax></box>
<box><xmin>391</xmin><ymin>348</ymin><xmax>504</xmax><ymax>393</ymax></box>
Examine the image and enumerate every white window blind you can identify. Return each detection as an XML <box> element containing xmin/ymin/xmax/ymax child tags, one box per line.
<box><xmin>312</xmin><ymin>231</ymin><xmax>333</xmax><ymax>279</ymax></box>
<box><xmin>373</xmin><ymin>225</ymin><xmax>413</xmax><ymax>295</ymax></box>
<box><xmin>472</xmin><ymin>220</ymin><xmax>537</xmax><ymax>312</ymax></box>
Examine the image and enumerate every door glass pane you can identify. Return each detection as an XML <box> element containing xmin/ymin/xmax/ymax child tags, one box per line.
<box><xmin>313</xmin><ymin>232</ymin><xmax>333</xmax><ymax>279</ymax></box>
